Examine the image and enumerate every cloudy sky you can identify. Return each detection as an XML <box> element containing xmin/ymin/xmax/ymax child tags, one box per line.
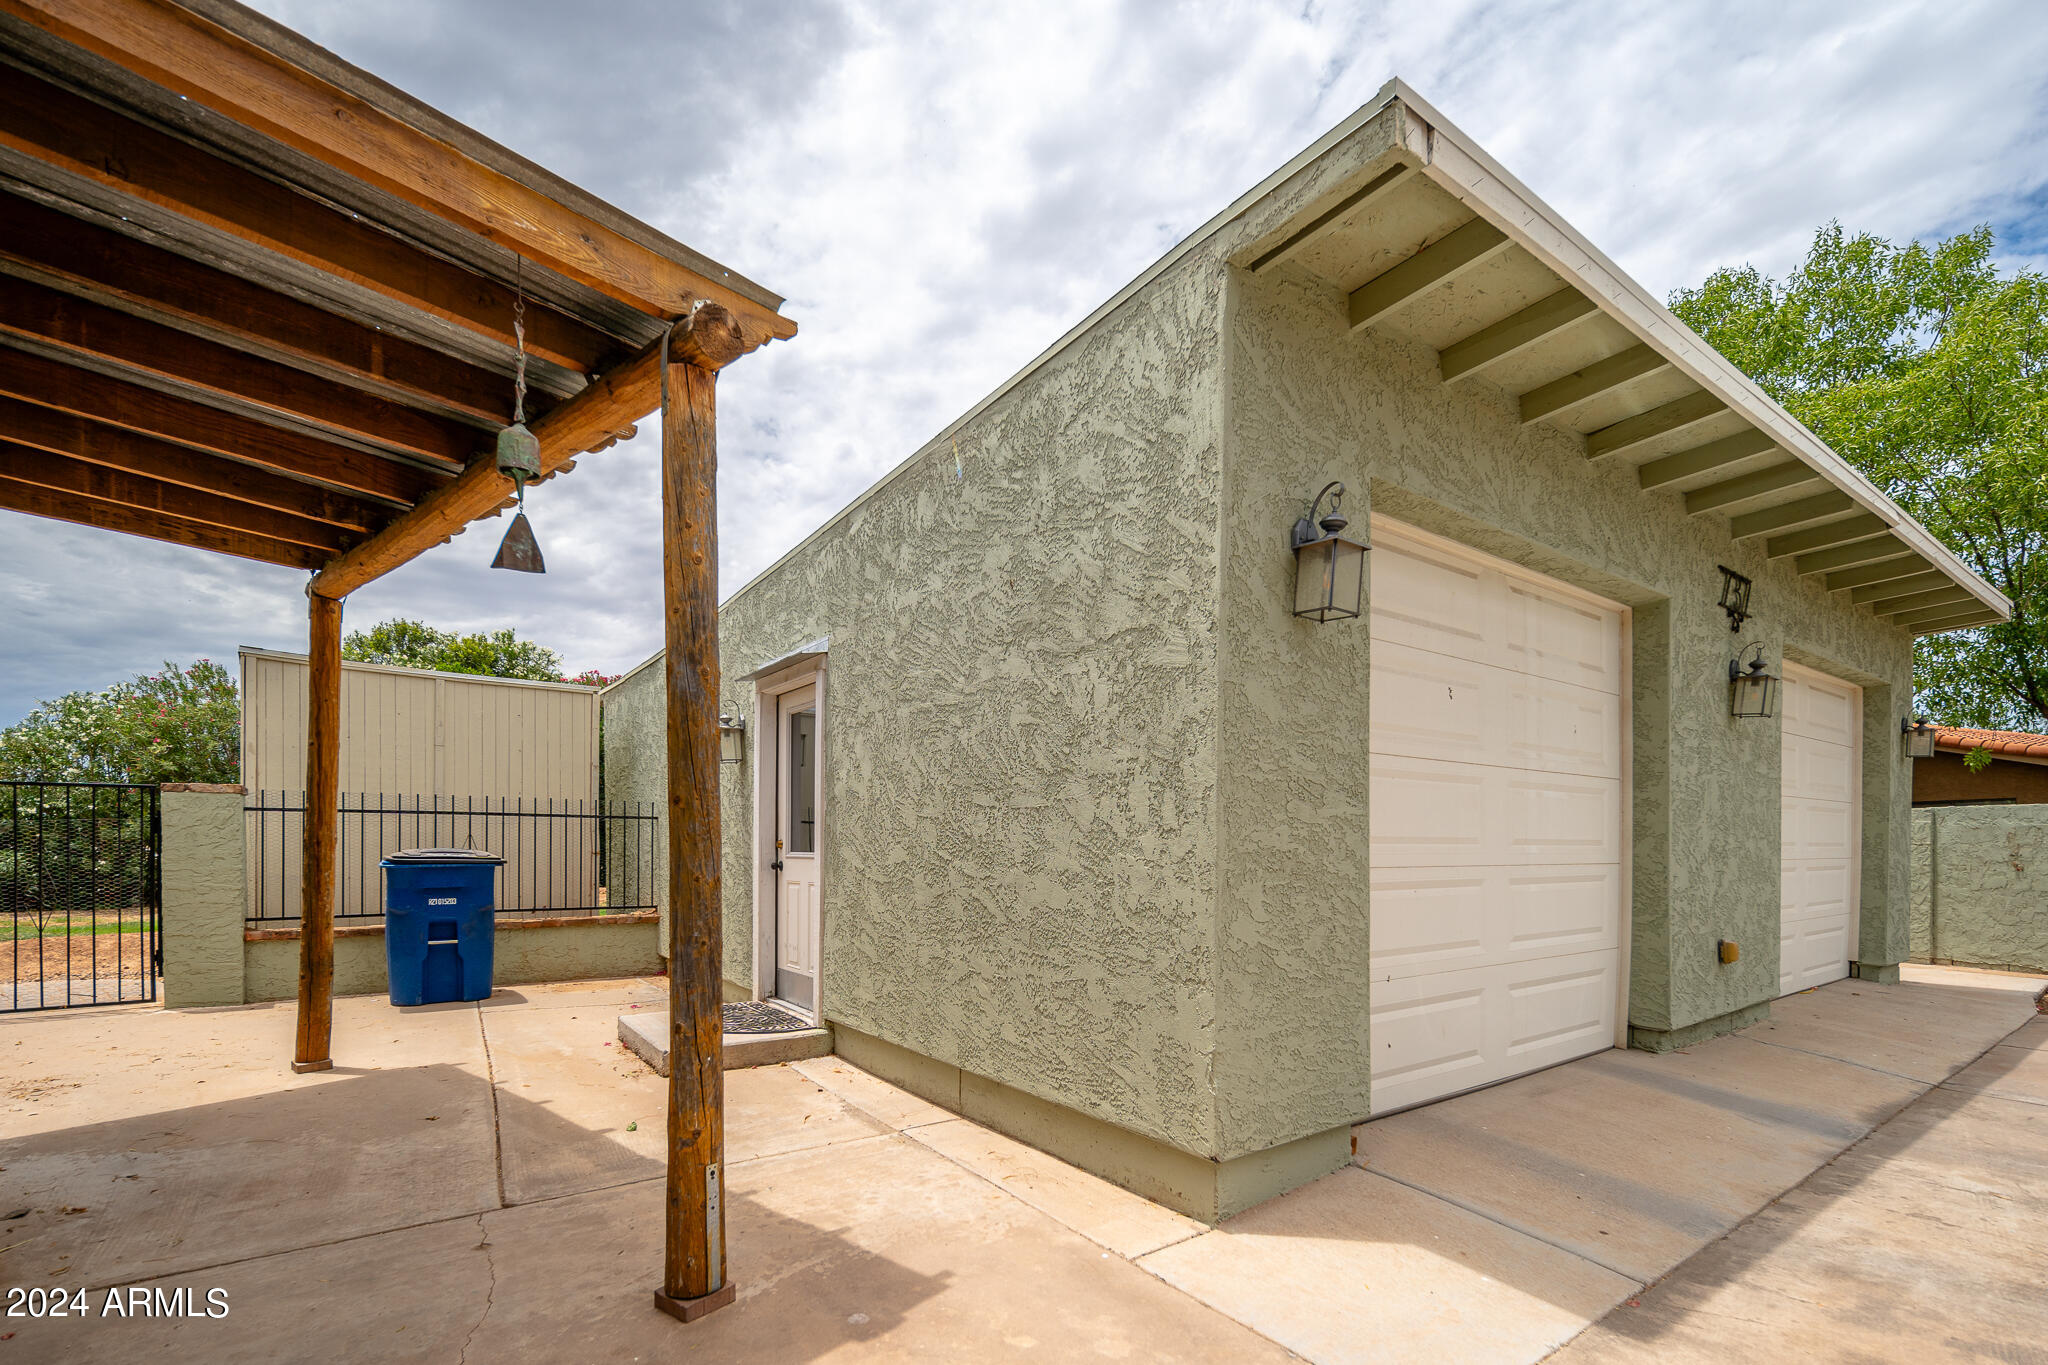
<box><xmin>4</xmin><ymin>0</ymin><xmax>2045</xmax><ymax>722</ymax></box>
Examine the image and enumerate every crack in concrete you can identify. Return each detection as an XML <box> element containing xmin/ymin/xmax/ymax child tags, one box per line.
<box><xmin>478</xmin><ymin>1003</ymin><xmax>507</xmax><ymax>1209</ymax></box>
<box><xmin>460</xmin><ymin>1213</ymin><xmax>497</xmax><ymax>1365</ymax></box>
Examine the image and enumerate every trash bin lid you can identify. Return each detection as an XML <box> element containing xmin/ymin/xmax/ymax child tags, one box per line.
<box><xmin>381</xmin><ymin>847</ymin><xmax>505</xmax><ymax>866</ymax></box>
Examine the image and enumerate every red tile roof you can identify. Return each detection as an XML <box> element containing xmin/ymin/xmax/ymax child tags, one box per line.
<box><xmin>1934</xmin><ymin>726</ymin><xmax>2048</xmax><ymax>761</ymax></box>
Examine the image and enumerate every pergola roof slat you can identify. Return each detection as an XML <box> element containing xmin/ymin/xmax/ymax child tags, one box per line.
<box><xmin>0</xmin><ymin>469</ymin><xmax>327</xmax><ymax>567</ymax></box>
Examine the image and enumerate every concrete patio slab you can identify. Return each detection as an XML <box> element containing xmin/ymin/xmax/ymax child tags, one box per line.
<box><xmin>792</xmin><ymin>1053</ymin><xmax>956</xmax><ymax>1131</ymax></box>
<box><xmin>1749</xmin><ymin>970</ymin><xmax>2043</xmax><ymax>1082</ymax></box>
<box><xmin>1943</xmin><ymin>1025</ymin><xmax>2048</xmax><ymax>1107</ymax></box>
<box><xmin>1140</xmin><ymin>1164</ymin><xmax>1638</xmax><ymax>1365</ymax></box>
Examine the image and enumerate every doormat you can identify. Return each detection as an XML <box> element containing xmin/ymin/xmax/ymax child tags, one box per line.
<box><xmin>721</xmin><ymin>1001</ymin><xmax>812</xmax><ymax>1035</ymax></box>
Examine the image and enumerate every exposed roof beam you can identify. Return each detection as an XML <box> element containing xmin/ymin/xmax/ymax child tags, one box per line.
<box><xmin>1584</xmin><ymin>390</ymin><xmax>1728</xmax><ymax>459</ymax></box>
<box><xmin>1878</xmin><ymin>587</ymin><xmax>1981</xmax><ymax>619</ymax></box>
<box><xmin>8</xmin><ymin>0</ymin><xmax>796</xmax><ymax>342</ymax></box>
<box><xmin>1763</xmin><ymin>513</ymin><xmax>1890</xmax><ymax>559</ymax></box>
<box><xmin>0</xmin><ymin>275</ymin><xmax>482</xmax><ymax>466</ymax></box>
<box><xmin>1894</xmin><ymin>600</ymin><xmax>1995</xmax><ymax>629</ymax></box>
<box><xmin>0</xmin><ymin>438</ymin><xmax>351</xmax><ymax>550</ymax></box>
<box><xmin>0</xmin><ymin>345</ymin><xmax>434</xmax><ymax>505</ymax></box>
<box><xmin>308</xmin><ymin>304</ymin><xmax>754</xmax><ymax>598</ymax></box>
<box><xmin>1348</xmin><ymin>218</ymin><xmax>1511</xmax><ymax>331</ymax></box>
<box><xmin>0</xmin><ymin>68</ymin><xmax>617</xmax><ymax>372</ymax></box>
<box><xmin>1518</xmin><ymin>344</ymin><xmax>1669</xmax><ymax>424</ymax></box>
<box><xmin>1851</xmin><ymin>570</ymin><xmax>1953</xmax><ymax>608</ymax></box>
<box><xmin>1793</xmin><ymin>535</ymin><xmax>1913</xmax><ymax>576</ymax></box>
<box><xmin>1684</xmin><ymin>461</ymin><xmax>1823</xmax><ymax>515</ymax></box>
<box><xmin>1728</xmin><ymin>490</ymin><xmax>1855</xmax><ymax>539</ymax></box>
<box><xmin>1250</xmin><ymin>164</ymin><xmax>1414</xmax><ymax>272</ymax></box>
<box><xmin>1438</xmin><ymin>289</ymin><xmax>1596</xmax><ymax>381</ymax></box>
<box><xmin>0</xmin><ymin>194</ymin><xmax>520</xmax><ymax>425</ymax></box>
<box><xmin>1907</xmin><ymin>610</ymin><xmax>2000</xmax><ymax>635</ymax></box>
<box><xmin>0</xmin><ymin>392</ymin><xmax>382</xmax><ymax>530</ymax></box>
<box><xmin>1825</xmin><ymin>554</ymin><xmax>1930</xmax><ymax>592</ymax></box>
<box><xmin>0</xmin><ymin>470</ymin><xmax>324</xmax><ymax>568</ymax></box>
<box><xmin>1636</xmin><ymin>430</ymin><xmax>1777</xmax><ymax>490</ymax></box>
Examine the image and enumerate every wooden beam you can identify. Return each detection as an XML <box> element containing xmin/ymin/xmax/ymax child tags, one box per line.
<box><xmin>0</xmin><ymin>471</ymin><xmax>324</xmax><ymax>567</ymax></box>
<box><xmin>0</xmin><ymin>193</ymin><xmax>522</xmax><ymax>424</ymax></box>
<box><xmin>0</xmin><ymin>273</ymin><xmax>484</xmax><ymax>465</ymax></box>
<box><xmin>1825</xmin><ymin>554</ymin><xmax>1930</xmax><ymax>592</ymax></box>
<box><xmin>1850</xmin><ymin>570</ymin><xmax>1951</xmax><ymax>607</ymax></box>
<box><xmin>1439</xmin><ymin>290</ymin><xmax>1597</xmax><ymax>381</ymax></box>
<box><xmin>1907</xmin><ymin>611</ymin><xmax>2000</xmax><ymax>635</ymax></box>
<box><xmin>0</xmin><ymin>68</ymin><xmax>617</xmax><ymax>372</ymax></box>
<box><xmin>1584</xmin><ymin>390</ymin><xmax>1729</xmax><ymax>459</ymax></box>
<box><xmin>0</xmin><ymin>439</ymin><xmax>353</xmax><ymax>550</ymax></box>
<box><xmin>1349</xmin><ymin>219</ymin><xmax>1511</xmax><ymax>331</ymax></box>
<box><xmin>5</xmin><ymin>0</ymin><xmax>797</xmax><ymax>345</ymax></box>
<box><xmin>654</xmin><ymin>306</ymin><xmax>739</xmax><ymax>1324</ymax></box>
<box><xmin>1763</xmin><ymin>513</ymin><xmax>1890</xmax><ymax>559</ymax></box>
<box><xmin>0</xmin><ymin>346</ymin><xmax>435</xmax><ymax>505</ymax></box>
<box><xmin>0</xmin><ymin>393</ymin><xmax>384</xmax><ymax>531</ymax></box>
<box><xmin>292</xmin><ymin>589</ymin><xmax>340</xmax><ymax>1074</ymax></box>
<box><xmin>1728</xmin><ymin>490</ymin><xmax>1855</xmax><ymax>539</ymax></box>
<box><xmin>1637</xmin><ymin>430</ymin><xmax>1779</xmax><ymax>490</ymax></box>
<box><xmin>1794</xmin><ymin>536</ymin><xmax>1914</xmax><ymax>576</ymax></box>
<box><xmin>1250</xmin><ymin>164</ymin><xmax>1414</xmax><ymax>272</ymax></box>
<box><xmin>1519</xmin><ymin>345</ymin><xmax>1669</xmax><ymax>424</ymax></box>
<box><xmin>1894</xmin><ymin>599</ymin><xmax>1995</xmax><ymax>629</ymax></box>
<box><xmin>1877</xmin><ymin>587</ymin><xmax>1979</xmax><ymax>618</ymax></box>
<box><xmin>1684</xmin><ymin>461</ymin><xmax>1822</xmax><ymax>515</ymax></box>
<box><xmin>308</xmin><ymin>307</ymin><xmax>749</xmax><ymax>598</ymax></box>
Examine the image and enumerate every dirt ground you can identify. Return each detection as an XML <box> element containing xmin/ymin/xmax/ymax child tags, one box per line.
<box><xmin>0</xmin><ymin>926</ymin><xmax>154</xmax><ymax>993</ymax></box>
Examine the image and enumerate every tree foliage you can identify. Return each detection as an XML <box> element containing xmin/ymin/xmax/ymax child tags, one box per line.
<box><xmin>0</xmin><ymin>659</ymin><xmax>240</xmax><ymax>783</ymax></box>
<box><xmin>1671</xmin><ymin>224</ymin><xmax>2048</xmax><ymax>731</ymax></box>
<box><xmin>341</xmin><ymin>618</ymin><xmax>566</xmax><ymax>681</ymax></box>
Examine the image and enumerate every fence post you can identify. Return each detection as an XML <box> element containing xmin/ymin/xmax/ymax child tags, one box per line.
<box><xmin>160</xmin><ymin>783</ymin><xmax>249</xmax><ymax>1007</ymax></box>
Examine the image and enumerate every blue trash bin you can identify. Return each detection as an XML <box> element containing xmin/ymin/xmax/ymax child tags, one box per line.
<box><xmin>379</xmin><ymin>848</ymin><xmax>505</xmax><ymax>1006</ymax></box>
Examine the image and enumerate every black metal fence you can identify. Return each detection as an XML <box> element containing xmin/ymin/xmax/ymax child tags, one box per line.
<box><xmin>2</xmin><ymin>781</ymin><xmax>161</xmax><ymax>1011</ymax></box>
<box><xmin>245</xmin><ymin>791</ymin><xmax>659</xmax><ymax>925</ymax></box>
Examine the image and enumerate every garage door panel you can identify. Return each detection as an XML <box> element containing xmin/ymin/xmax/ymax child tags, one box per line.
<box><xmin>1504</xmin><ymin>581</ymin><xmax>1623</xmax><ymax>694</ymax></box>
<box><xmin>1506</xmin><ymin>866</ymin><xmax>1622</xmax><ymax>958</ymax></box>
<box><xmin>1779</xmin><ymin>662</ymin><xmax>1859</xmax><ymax>997</ymax></box>
<box><xmin>1505</xmin><ymin>772</ymin><xmax>1621</xmax><ymax>863</ymax></box>
<box><xmin>1507</xmin><ymin>678</ymin><xmax>1620</xmax><ymax>776</ymax></box>
<box><xmin>1370</xmin><ymin>864</ymin><xmax>1620</xmax><ymax>977</ymax></box>
<box><xmin>1370</xmin><ymin>540</ymin><xmax>1489</xmax><ymax>658</ymax></box>
<box><xmin>1370</xmin><ymin>758</ymin><xmax>1491</xmax><ymax>865</ymax></box>
<box><xmin>1371</xmin><ymin>640</ymin><xmax>1620</xmax><ymax>778</ymax></box>
<box><xmin>1368</xmin><ymin>873</ymin><xmax>1489</xmax><ymax>974</ymax></box>
<box><xmin>1506</xmin><ymin>962</ymin><xmax>1616</xmax><ymax>1060</ymax></box>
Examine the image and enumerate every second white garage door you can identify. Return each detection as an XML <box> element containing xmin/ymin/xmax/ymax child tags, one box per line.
<box><xmin>1780</xmin><ymin>661</ymin><xmax>1861</xmax><ymax>995</ymax></box>
<box><xmin>1368</xmin><ymin>521</ymin><xmax>1626</xmax><ymax>1114</ymax></box>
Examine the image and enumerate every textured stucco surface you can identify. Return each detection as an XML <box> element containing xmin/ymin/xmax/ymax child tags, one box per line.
<box><xmin>160</xmin><ymin>787</ymin><xmax>247</xmax><ymax>1007</ymax></box>
<box><xmin>1911</xmin><ymin>806</ymin><xmax>2048</xmax><ymax>974</ymax></box>
<box><xmin>242</xmin><ymin>920</ymin><xmax>662</xmax><ymax>1002</ymax></box>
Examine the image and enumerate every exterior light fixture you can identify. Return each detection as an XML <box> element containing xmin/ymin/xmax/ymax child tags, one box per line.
<box><xmin>1902</xmin><ymin>716</ymin><xmax>1938</xmax><ymax>759</ymax></box>
<box><xmin>718</xmin><ymin>712</ymin><xmax>746</xmax><ymax>764</ymax></box>
<box><xmin>1717</xmin><ymin>565</ymin><xmax>1753</xmax><ymax>632</ymax></box>
<box><xmin>1728</xmin><ymin>642</ymin><xmax>1779</xmax><ymax>719</ymax></box>
<box><xmin>1291</xmin><ymin>481</ymin><xmax>1368</xmax><ymax>623</ymax></box>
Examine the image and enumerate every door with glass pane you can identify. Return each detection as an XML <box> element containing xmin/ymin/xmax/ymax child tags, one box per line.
<box><xmin>772</xmin><ymin>684</ymin><xmax>820</xmax><ymax>1011</ymax></box>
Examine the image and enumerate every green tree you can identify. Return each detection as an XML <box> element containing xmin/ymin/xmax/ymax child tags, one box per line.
<box><xmin>0</xmin><ymin>659</ymin><xmax>240</xmax><ymax>783</ymax></box>
<box><xmin>1671</xmin><ymin>223</ymin><xmax>2048</xmax><ymax>732</ymax></box>
<box><xmin>341</xmin><ymin>618</ymin><xmax>564</xmax><ymax>681</ymax></box>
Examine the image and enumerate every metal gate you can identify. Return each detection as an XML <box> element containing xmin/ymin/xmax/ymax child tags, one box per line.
<box><xmin>1</xmin><ymin>781</ymin><xmax>161</xmax><ymax>1011</ymax></box>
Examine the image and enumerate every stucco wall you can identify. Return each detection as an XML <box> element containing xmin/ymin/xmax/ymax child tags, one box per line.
<box><xmin>1911</xmin><ymin>806</ymin><xmax>2048</xmax><ymax>974</ymax></box>
<box><xmin>161</xmin><ymin>785</ymin><xmax>248</xmax><ymax>1007</ymax></box>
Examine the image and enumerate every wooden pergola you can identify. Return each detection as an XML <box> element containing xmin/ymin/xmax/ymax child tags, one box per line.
<box><xmin>0</xmin><ymin>0</ymin><xmax>785</xmax><ymax>1320</ymax></box>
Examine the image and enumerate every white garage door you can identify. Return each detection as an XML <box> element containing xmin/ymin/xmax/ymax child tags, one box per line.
<box><xmin>1780</xmin><ymin>662</ymin><xmax>1860</xmax><ymax>995</ymax></box>
<box><xmin>1368</xmin><ymin>522</ymin><xmax>1626</xmax><ymax>1114</ymax></box>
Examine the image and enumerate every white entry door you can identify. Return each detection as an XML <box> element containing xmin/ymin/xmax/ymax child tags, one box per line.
<box><xmin>1780</xmin><ymin>662</ymin><xmax>1860</xmax><ymax>995</ymax></box>
<box><xmin>773</xmin><ymin>683</ymin><xmax>821</xmax><ymax>1012</ymax></box>
<box><xmin>1368</xmin><ymin>521</ymin><xmax>1627</xmax><ymax>1114</ymax></box>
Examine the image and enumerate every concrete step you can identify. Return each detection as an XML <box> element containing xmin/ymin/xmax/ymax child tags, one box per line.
<box><xmin>617</xmin><ymin>1008</ymin><xmax>832</xmax><ymax>1075</ymax></box>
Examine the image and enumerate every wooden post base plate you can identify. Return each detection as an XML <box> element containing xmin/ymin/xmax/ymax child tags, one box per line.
<box><xmin>653</xmin><ymin>1282</ymin><xmax>736</xmax><ymax>1323</ymax></box>
<box><xmin>290</xmin><ymin>1059</ymin><xmax>333</xmax><ymax>1074</ymax></box>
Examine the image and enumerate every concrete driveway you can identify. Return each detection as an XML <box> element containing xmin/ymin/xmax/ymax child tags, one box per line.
<box><xmin>2</xmin><ymin>964</ymin><xmax>2043</xmax><ymax>1362</ymax></box>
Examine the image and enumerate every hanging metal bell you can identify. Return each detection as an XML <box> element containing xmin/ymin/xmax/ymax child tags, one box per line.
<box><xmin>495</xmin><ymin>422</ymin><xmax>541</xmax><ymax>483</ymax></box>
<box><xmin>491</xmin><ymin>510</ymin><xmax>546</xmax><ymax>573</ymax></box>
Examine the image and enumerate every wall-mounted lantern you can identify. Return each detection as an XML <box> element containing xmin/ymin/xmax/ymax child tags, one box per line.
<box><xmin>1728</xmin><ymin>643</ymin><xmax>1779</xmax><ymax>719</ymax></box>
<box><xmin>718</xmin><ymin>712</ymin><xmax>746</xmax><ymax>764</ymax></box>
<box><xmin>1291</xmin><ymin>481</ymin><xmax>1369</xmax><ymax>623</ymax></box>
<box><xmin>1717</xmin><ymin>565</ymin><xmax>1753</xmax><ymax>633</ymax></box>
<box><xmin>1902</xmin><ymin>716</ymin><xmax>1938</xmax><ymax>759</ymax></box>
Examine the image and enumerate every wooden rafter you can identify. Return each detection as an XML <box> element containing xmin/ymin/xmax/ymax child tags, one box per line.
<box><xmin>1637</xmin><ymin>430</ymin><xmax>1778</xmax><ymax>490</ymax></box>
<box><xmin>1350</xmin><ymin>218</ymin><xmax>1511</xmax><ymax>331</ymax></box>
<box><xmin>1825</xmin><ymin>554</ymin><xmax>1929</xmax><ymax>592</ymax></box>
<box><xmin>1438</xmin><ymin>290</ymin><xmax>1597</xmax><ymax>381</ymax></box>
<box><xmin>1684</xmin><ymin>461</ymin><xmax>1821</xmax><ymax>515</ymax></box>
<box><xmin>0</xmin><ymin>470</ymin><xmax>324</xmax><ymax>567</ymax></box>
<box><xmin>1850</xmin><ymin>570</ymin><xmax>1951</xmax><ymax>607</ymax></box>
<box><xmin>1894</xmin><ymin>599</ymin><xmax>1992</xmax><ymax>629</ymax></box>
<box><xmin>0</xmin><ymin>193</ymin><xmax>523</xmax><ymax>424</ymax></box>
<box><xmin>1877</xmin><ymin>587</ymin><xmax>1979</xmax><ymax>618</ymax></box>
<box><xmin>1250</xmin><ymin>164</ymin><xmax>1414</xmax><ymax>272</ymax></box>
<box><xmin>1763</xmin><ymin>513</ymin><xmax>1890</xmax><ymax>559</ymax></box>
<box><xmin>1519</xmin><ymin>345</ymin><xmax>1669</xmax><ymax>424</ymax></box>
<box><xmin>1793</xmin><ymin>536</ymin><xmax>1914</xmax><ymax>576</ymax></box>
<box><xmin>3</xmin><ymin>0</ymin><xmax>797</xmax><ymax>345</ymax></box>
<box><xmin>1908</xmin><ymin>610</ymin><xmax>2000</xmax><ymax>634</ymax></box>
<box><xmin>0</xmin><ymin>346</ymin><xmax>437</xmax><ymax>505</ymax></box>
<box><xmin>1728</xmin><ymin>490</ymin><xmax>1854</xmax><ymax>539</ymax></box>
<box><xmin>1585</xmin><ymin>390</ymin><xmax>1728</xmax><ymax>460</ymax></box>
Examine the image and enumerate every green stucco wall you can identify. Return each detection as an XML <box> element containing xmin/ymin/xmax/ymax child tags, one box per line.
<box><xmin>160</xmin><ymin>785</ymin><xmax>248</xmax><ymax>1008</ymax></box>
<box><xmin>1911</xmin><ymin>806</ymin><xmax>2048</xmax><ymax>974</ymax></box>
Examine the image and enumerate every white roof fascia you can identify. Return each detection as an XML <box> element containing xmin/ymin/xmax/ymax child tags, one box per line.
<box><xmin>1382</xmin><ymin>79</ymin><xmax>2009</xmax><ymax>623</ymax></box>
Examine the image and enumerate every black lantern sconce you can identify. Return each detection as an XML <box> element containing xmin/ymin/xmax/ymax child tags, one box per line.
<box><xmin>718</xmin><ymin>712</ymin><xmax>746</xmax><ymax>765</ymax></box>
<box><xmin>1717</xmin><ymin>565</ymin><xmax>1753</xmax><ymax>632</ymax></box>
<box><xmin>1902</xmin><ymin>716</ymin><xmax>1938</xmax><ymax>759</ymax></box>
<box><xmin>1728</xmin><ymin>642</ymin><xmax>1779</xmax><ymax>719</ymax></box>
<box><xmin>1291</xmin><ymin>481</ymin><xmax>1369</xmax><ymax>623</ymax></box>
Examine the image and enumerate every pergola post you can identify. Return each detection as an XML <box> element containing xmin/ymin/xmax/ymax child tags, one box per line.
<box><xmin>292</xmin><ymin>588</ymin><xmax>342</xmax><ymax>1073</ymax></box>
<box><xmin>654</xmin><ymin>304</ymin><xmax>748</xmax><ymax>1323</ymax></box>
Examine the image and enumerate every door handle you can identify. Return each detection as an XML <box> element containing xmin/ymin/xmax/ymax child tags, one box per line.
<box><xmin>770</xmin><ymin>860</ymin><xmax>784</xmax><ymax>871</ymax></box>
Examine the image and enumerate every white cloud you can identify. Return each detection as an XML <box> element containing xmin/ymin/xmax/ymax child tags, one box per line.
<box><xmin>4</xmin><ymin>0</ymin><xmax>2044</xmax><ymax>718</ymax></box>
